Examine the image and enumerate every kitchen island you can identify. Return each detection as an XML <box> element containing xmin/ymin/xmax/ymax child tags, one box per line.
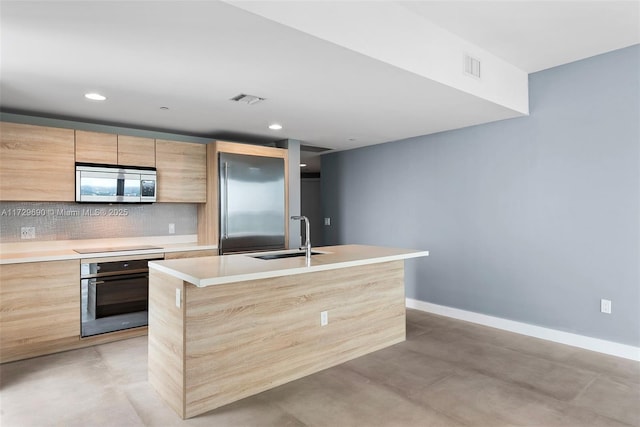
<box><xmin>147</xmin><ymin>244</ymin><xmax>428</xmax><ymax>419</ymax></box>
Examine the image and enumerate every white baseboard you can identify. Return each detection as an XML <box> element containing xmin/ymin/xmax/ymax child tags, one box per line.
<box><xmin>406</xmin><ymin>298</ymin><xmax>640</xmax><ymax>362</ymax></box>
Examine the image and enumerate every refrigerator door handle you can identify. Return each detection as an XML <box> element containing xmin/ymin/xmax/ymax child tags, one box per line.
<box><xmin>223</xmin><ymin>161</ymin><xmax>229</xmax><ymax>239</ymax></box>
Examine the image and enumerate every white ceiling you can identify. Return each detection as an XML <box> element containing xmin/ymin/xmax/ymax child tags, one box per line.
<box><xmin>399</xmin><ymin>1</ymin><xmax>639</xmax><ymax>73</ymax></box>
<box><xmin>1</xmin><ymin>1</ymin><xmax>638</xmax><ymax>171</ymax></box>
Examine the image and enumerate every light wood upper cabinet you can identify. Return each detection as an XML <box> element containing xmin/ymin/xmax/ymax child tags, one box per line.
<box><xmin>1</xmin><ymin>122</ymin><xmax>206</xmax><ymax>203</ymax></box>
<box><xmin>117</xmin><ymin>135</ymin><xmax>155</xmax><ymax>167</ymax></box>
<box><xmin>155</xmin><ymin>139</ymin><xmax>206</xmax><ymax>203</ymax></box>
<box><xmin>76</xmin><ymin>131</ymin><xmax>155</xmax><ymax>167</ymax></box>
<box><xmin>0</xmin><ymin>260</ymin><xmax>80</xmax><ymax>363</ymax></box>
<box><xmin>75</xmin><ymin>130</ymin><xmax>118</xmax><ymax>164</ymax></box>
<box><xmin>0</xmin><ymin>122</ymin><xmax>75</xmax><ymax>201</ymax></box>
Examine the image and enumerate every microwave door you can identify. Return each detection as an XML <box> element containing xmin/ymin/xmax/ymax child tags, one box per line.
<box><xmin>78</xmin><ymin>171</ymin><xmax>120</xmax><ymax>202</ymax></box>
<box><xmin>78</xmin><ymin>171</ymin><xmax>141</xmax><ymax>202</ymax></box>
<box><xmin>120</xmin><ymin>173</ymin><xmax>142</xmax><ymax>203</ymax></box>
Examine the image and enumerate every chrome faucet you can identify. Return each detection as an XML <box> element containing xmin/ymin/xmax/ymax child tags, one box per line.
<box><xmin>291</xmin><ymin>215</ymin><xmax>311</xmax><ymax>263</ymax></box>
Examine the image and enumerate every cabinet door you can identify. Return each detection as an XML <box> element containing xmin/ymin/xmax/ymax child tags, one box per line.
<box><xmin>0</xmin><ymin>122</ymin><xmax>75</xmax><ymax>201</ymax></box>
<box><xmin>75</xmin><ymin>130</ymin><xmax>117</xmax><ymax>164</ymax></box>
<box><xmin>156</xmin><ymin>139</ymin><xmax>206</xmax><ymax>203</ymax></box>
<box><xmin>0</xmin><ymin>260</ymin><xmax>80</xmax><ymax>363</ymax></box>
<box><xmin>118</xmin><ymin>135</ymin><xmax>155</xmax><ymax>167</ymax></box>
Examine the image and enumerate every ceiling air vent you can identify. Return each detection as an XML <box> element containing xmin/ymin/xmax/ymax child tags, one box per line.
<box><xmin>230</xmin><ymin>93</ymin><xmax>265</xmax><ymax>105</ymax></box>
<box><xmin>463</xmin><ymin>54</ymin><xmax>481</xmax><ymax>79</ymax></box>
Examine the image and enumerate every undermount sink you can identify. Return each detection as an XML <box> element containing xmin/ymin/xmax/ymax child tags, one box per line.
<box><xmin>250</xmin><ymin>251</ymin><xmax>324</xmax><ymax>260</ymax></box>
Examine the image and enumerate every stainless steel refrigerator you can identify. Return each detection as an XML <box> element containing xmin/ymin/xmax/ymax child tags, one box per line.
<box><xmin>218</xmin><ymin>152</ymin><xmax>286</xmax><ymax>254</ymax></box>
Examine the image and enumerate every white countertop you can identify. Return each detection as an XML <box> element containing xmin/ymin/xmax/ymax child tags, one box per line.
<box><xmin>0</xmin><ymin>235</ymin><xmax>217</xmax><ymax>264</ymax></box>
<box><xmin>149</xmin><ymin>244</ymin><xmax>429</xmax><ymax>287</ymax></box>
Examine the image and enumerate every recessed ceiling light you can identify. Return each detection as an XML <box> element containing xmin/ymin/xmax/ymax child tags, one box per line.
<box><xmin>84</xmin><ymin>93</ymin><xmax>106</xmax><ymax>101</ymax></box>
<box><xmin>300</xmin><ymin>163</ymin><xmax>307</xmax><ymax>167</ymax></box>
<box><xmin>268</xmin><ymin>123</ymin><xmax>283</xmax><ymax>130</ymax></box>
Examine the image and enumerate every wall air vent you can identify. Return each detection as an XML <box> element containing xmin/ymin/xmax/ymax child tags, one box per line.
<box><xmin>463</xmin><ymin>54</ymin><xmax>481</xmax><ymax>79</ymax></box>
<box><xmin>230</xmin><ymin>93</ymin><xmax>265</xmax><ymax>105</ymax></box>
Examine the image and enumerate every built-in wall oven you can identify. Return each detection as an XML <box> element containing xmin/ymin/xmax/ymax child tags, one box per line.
<box><xmin>80</xmin><ymin>253</ymin><xmax>163</xmax><ymax>337</ymax></box>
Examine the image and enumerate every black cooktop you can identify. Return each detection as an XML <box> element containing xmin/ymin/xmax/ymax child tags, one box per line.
<box><xmin>73</xmin><ymin>245</ymin><xmax>162</xmax><ymax>254</ymax></box>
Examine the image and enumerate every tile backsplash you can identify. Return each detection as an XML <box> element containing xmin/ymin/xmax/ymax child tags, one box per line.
<box><xmin>0</xmin><ymin>202</ymin><xmax>197</xmax><ymax>242</ymax></box>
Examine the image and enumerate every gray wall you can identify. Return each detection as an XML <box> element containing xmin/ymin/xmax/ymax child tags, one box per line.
<box><xmin>301</xmin><ymin>178</ymin><xmax>323</xmax><ymax>247</ymax></box>
<box><xmin>321</xmin><ymin>45</ymin><xmax>639</xmax><ymax>346</ymax></box>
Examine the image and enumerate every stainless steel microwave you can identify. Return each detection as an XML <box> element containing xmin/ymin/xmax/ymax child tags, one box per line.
<box><xmin>75</xmin><ymin>163</ymin><xmax>157</xmax><ymax>203</ymax></box>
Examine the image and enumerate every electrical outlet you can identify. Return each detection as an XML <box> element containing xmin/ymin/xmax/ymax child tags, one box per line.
<box><xmin>169</xmin><ymin>223</ymin><xmax>175</xmax><ymax>234</ymax></box>
<box><xmin>324</xmin><ymin>217</ymin><xmax>331</xmax><ymax>226</ymax></box>
<box><xmin>320</xmin><ymin>310</ymin><xmax>328</xmax><ymax>326</ymax></box>
<box><xmin>600</xmin><ymin>299</ymin><xmax>612</xmax><ymax>314</ymax></box>
<box><xmin>20</xmin><ymin>227</ymin><xmax>35</xmax><ymax>239</ymax></box>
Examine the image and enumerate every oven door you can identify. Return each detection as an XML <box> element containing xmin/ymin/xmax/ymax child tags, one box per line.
<box><xmin>81</xmin><ymin>273</ymin><xmax>149</xmax><ymax>337</ymax></box>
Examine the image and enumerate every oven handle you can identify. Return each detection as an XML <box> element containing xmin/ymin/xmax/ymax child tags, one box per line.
<box><xmin>88</xmin><ymin>273</ymin><xmax>148</xmax><ymax>283</ymax></box>
<box><xmin>82</xmin><ymin>269</ymin><xmax>150</xmax><ymax>279</ymax></box>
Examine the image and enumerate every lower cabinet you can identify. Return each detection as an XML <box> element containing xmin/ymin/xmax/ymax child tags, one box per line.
<box><xmin>0</xmin><ymin>250</ymin><xmax>217</xmax><ymax>363</ymax></box>
<box><xmin>0</xmin><ymin>260</ymin><xmax>80</xmax><ymax>363</ymax></box>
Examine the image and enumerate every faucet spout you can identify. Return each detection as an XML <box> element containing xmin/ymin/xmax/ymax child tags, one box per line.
<box><xmin>291</xmin><ymin>215</ymin><xmax>311</xmax><ymax>263</ymax></box>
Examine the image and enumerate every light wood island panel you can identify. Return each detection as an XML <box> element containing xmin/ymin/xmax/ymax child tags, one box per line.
<box><xmin>148</xmin><ymin>269</ymin><xmax>186</xmax><ymax>417</ymax></box>
<box><xmin>149</xmin><ymin>260</ymin><xmax>405</xmax><ymax>419</ymax></box>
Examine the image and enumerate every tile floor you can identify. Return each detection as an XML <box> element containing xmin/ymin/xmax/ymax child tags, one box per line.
<box><xmin>1</xmin><ymin>309</ymin><xmax>638</xmax><ymax>426</ymax></box>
